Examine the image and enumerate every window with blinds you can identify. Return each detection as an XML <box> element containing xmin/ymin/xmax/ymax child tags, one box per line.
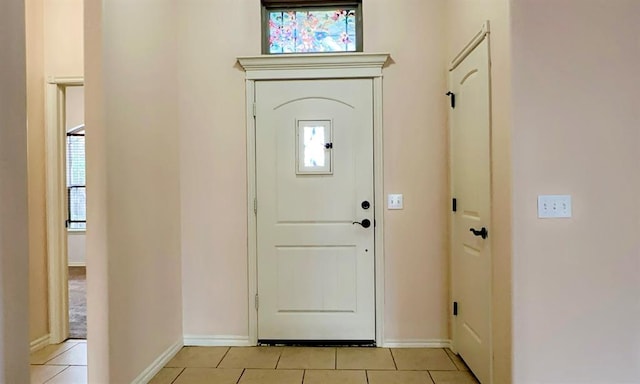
<box><xmin>67</xmin><ymin>126</ymin><xmax>86</xmax><ymax>230</ymax></box>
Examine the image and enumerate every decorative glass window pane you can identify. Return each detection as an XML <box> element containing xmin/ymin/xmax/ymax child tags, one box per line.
<box><xmin>264</xmin><ymin>3</ymin><xmax>362</xmax><ymax>54</ymax></box>
<box><xmin>297</xmin><ymin>120</ymin><xmax>332</xmax><ymax>174</ymax></box>
<box><xmin>269</xmin><ymin>10</ymin><xmax>356</xmax><ymax>54</ymax></box>
<box><xmin>304</xmin><ymin>126</ymin><xmax>325</xmax><ymax>167</ymax></box>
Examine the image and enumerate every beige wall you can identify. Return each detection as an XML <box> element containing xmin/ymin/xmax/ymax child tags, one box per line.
<box><xmin>25</xmin><ymin>0</ymin><xmax>84</xmax><ymax>344</ymax></box>
<box><xmin>511</xmin><ymin>1</ymin><xmax>640</xmax><ymax>382</ymax></box>
<box><xmin>0</xmin><ymin>0</ymin><xmax>30</xmax><ymax>381</ymax></box>
<box><xmin>44</xmin><ymin>0</ymin><xmax>84</xmax><ymax>77</ymax></box>
<box><xmin>445</xmin><ymin>1</ymin><xmax>512</xmax><ymax>382</ymax></box>
<box><xmin>367</xmin><ymin>0</ymin><xmax>449</xmax><ymax>342</ymax></box>
<box><xmin>25</xmin><ymin>0</ymin><xmax>49</xmax><ymax>342</ymax></box>
<box><xmin>65</xmin><ymin>85</ymin><xmax>84</xmax><ymax>130</ymax></box>
<box><xmin>68</xmin><ymin>233</ymin><xmax>86</xmax><ymax>266</ymax></box>
<box><xmin>178</xmin><ymin>0</ymin><xmax>453</xmax><ymax>343</ymax></box>
<box><xmin>84</xmin><ymin>0</ymin><xmax>108</xmax><ymax>378</ymax></box>
<box><xmin>178</xmin><ymin>0</ymin><xmax>260</xmax><ymax>338</ymax></box>
<box><xmin>86</xmin><ymin>0</ymin><xmax>184</xmax><ymax>382</ymax></box>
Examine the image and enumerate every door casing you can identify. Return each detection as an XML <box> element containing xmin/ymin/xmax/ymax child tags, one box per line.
<box><xmin>238</xmin><ymin>53</ymin><xmax>389</xmax><ymax>346</ymax></box>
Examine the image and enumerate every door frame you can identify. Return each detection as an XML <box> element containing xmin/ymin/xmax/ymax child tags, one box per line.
<box><xmin>238</xmin><ymin>53</ymin><xmax>389</xmax><ymax>346</ymax></box>
<box><xmin>45</xmin><ymin>76</ymin><xmax>84</xmax><ymax>344</ymax></box>
<box><xmin>448</xmin><ymin>21</ymin><xmax>493</xmax><ymax>379</ymax></box>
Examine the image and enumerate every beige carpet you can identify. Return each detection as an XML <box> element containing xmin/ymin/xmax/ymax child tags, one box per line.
<box><xmin>68</xmin><ymin>267</ymin><xmax>86</xmax><ymax>339</ymax></box>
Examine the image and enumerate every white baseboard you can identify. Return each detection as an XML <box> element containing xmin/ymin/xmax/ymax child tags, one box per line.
<box><xmin>382</xmin><ymin>339</ymin><xmax>452</xmax><ymax>349</ymax></box>
<box><xmin>68</xmin><ymin>262</ymin><xmax>86</xmax><ymax>267</ymax></box>
<box><xmin>183</xmin><ymin>335</ymin><xmax>253</xmax><ymax>347</ymax></box>
<box><xmin>30</xmin><ymin>334</ymin><xmax>51</xmax><ymax>353</ymax></box>
<box><xmin>131</xmin><ymin>339</ymin><xmax>183</xmax><ymax>384</ymax></box>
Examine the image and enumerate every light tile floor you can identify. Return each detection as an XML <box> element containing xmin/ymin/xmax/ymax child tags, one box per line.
<box><xmin>30</xmin><ymin>343</ymin><xmax>479</xmax><ymax>384</ymax></box>
<box><xmin>152</xmin><ymin>346</ymin><xmax>479</xmax><ymax>384</ymax></box>
<box><xmin>30</xmin><ymin>340</ymin><xmax>87</xmax><ymax>384</ymax></box>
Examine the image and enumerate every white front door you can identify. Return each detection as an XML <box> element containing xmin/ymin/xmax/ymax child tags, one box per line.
<box><xmin>255</xmin><ymin>79</ymin><xmax>375</xmax><ymax>342</ymax></box>
<box><xmin>450</xmin><ymin>38</ymin><xmax>492</xmax><ymax>383</ymax></box>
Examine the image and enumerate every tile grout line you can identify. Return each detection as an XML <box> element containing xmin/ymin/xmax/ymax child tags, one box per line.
<box><xmin>44</xmin><ymin>343</ymin><xmax>83</xmax><ymax>365</ymax></box>
<box><xmin>235</xmin><ymin>368</ymin><xmax>246</xmax><ymax>384</ymax></box>
<box><xmin>443</xmin><ymin>348</ymin><xmax>460</xmax><ymax>371</ymax></box>
<box><xmin>169</xmin><ymin>367</ymin><xmax>185</xmax><ymax>384</ymax></box>
<box><xmin>35</xmin><ymin>342</ymin><xmax>78</xmax><ymax>365</ymax></box>
<box><xmin>274</xmin><ymin>347</ymin><xmax>284</xmax><ymax>369</ymax></box>
<box><xmin>42</xmin><ymin>365</ymin><xmax>71</xmax><ymax>384</ymax></box>
<box><xmin>216</xmin><ymin>347</ymin><xmax>232</xmax><ymax>368</ymax></box>
<box><xmin>389</xmin><ymin>348</ymin><xmax>398</xmax><ymax>370</ymax></box>
<box><xmin>427</xmin><ymin>369</ymin><xmax>436</xmax><ymax>384</ymax></box>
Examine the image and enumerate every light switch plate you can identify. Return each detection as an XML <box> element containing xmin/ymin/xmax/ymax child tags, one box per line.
<box><xmin>388</xmin><ymin>194</ymin><xmax>403</xmax><ymax>210</ymax></box>
<box><xmin>538</xmin><ymin>195</ymin><xmax>572</xmax><ymax>218</ymax></box>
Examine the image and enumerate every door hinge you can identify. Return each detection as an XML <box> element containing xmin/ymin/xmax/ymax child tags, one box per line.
<box><xmin>252</xmin><ymin>103</ymin><xmax>256</xmax><ymax>117</ymax></box>
<box><xmin>452</xmin><ymin>198</ymin><xmax>457</xmax><ymax>212</ymax></box>
<box><xmin>446</xmin><ymin>91</ymin><xmax>456</xmax><ymax>109</ymax></box>
<box><xmin>254</xmin><ymin>198</ymin><xmax>257</xmax><ymax>214</ymax></box>
<box><xmin>453</xmin><ymin>301</ymin><xmax>458</xmax><ymax>316</ymax></box>
<box><xmin>254</xmin><ymin>294</ymin><xmax>259</xmax><ymax>310</ymax></box>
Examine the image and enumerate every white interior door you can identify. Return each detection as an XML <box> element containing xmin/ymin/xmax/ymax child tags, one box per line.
<box><xmin>255</xmin><ymin>79</ymin><xmax>375</xmax><ymax>342</ymax></box>
<box><xmin>450</xmin><ymin>38</ymin><xmax>492</xmax><ymax>383</ymax></box>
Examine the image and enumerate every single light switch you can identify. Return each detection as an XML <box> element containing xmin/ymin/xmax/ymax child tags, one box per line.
<box><xmin>388</xmin><ymin>194</ymin><xmax>403</xmax><ymax>210</ymax></box>
<box><xmin>538</xmin><ymin>195</ymin><xmax>572</xmax><ymax>218</ymax></box>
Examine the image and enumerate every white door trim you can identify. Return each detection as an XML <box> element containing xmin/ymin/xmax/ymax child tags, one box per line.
<box><xmin>450</xmin><ymin>21</ymin><xmax>490</xmax><ymax>71</ymax></box>
<box><xmin>238</xmin><ymin>53</ymin><xmax>389</xmax><ymax>346</ymax></box>
<box><xmin>45</xmin><ymin>76</ymin><xmax>83</xmax><ymax>344</ymax></box>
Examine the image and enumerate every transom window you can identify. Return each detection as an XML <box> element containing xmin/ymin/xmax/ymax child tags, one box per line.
<box><xmin>262</xmin><ymin>1</ymin><xmax>363</xmax><ymax>54</ymax></box>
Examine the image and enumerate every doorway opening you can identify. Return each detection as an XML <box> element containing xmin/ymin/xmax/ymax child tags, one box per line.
<box><xmin>45</xmin><ymin>78</ymin><xmax>87</xmax><ymax>344</ymax></box>
<box><xmin>64</xmin><ymin>85</ymin><xmax>86</xmax><ymax>340</ymax></box>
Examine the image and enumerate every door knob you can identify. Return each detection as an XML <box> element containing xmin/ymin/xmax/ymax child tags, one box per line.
<box><xmin>353</xmin><ymin>219</ymin><xmax>371</xmax><ymax>228</ymax></box>
<box><xmin>469</xmin><ymin>227</ymin><xmax>488</xmax><ymax>239</ymax></box>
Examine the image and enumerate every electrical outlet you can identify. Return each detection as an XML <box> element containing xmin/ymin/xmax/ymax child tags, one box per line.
<box><xmin>388</xmin><ymin>194</ymin><xmax>403</xmax><ymax>210</ymax></box>
<box><xmin>538</xmin><ymin>195</ymin><xmax>572</xmax><ymax>218</ymax></box>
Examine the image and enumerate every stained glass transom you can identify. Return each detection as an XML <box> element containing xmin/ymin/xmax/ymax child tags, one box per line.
<box><xmin>268</xmin><ymin>9</ymin><xmax>357</xmax><ymax>54</ymax></box>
